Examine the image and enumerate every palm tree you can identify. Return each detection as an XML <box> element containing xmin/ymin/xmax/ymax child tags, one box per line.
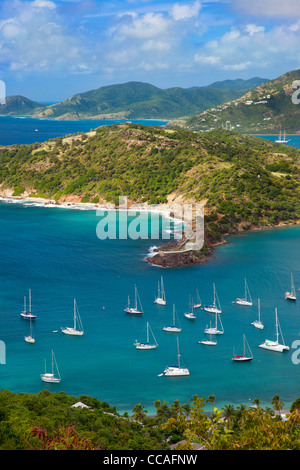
<box><xmin>222</xmin><ymin>404</ymin><xmax>236</xmax><ymax>429</ymax></box>
<box><xmin>271</xmin><ymin>395</ymin><xmax>284</xmax><ymax>416</ymax></box>
<box><xmin>253</xmin><ymin>398</ymin><xmax>261</xmax><ymax>408</ymax></box>
<box><xmin>206</xmin><ymin>395</ymin><xmax>215</xmax><ymax>412</ymax></box>
<box><xmin>132</xmin><ymin>403</ymin><xmax>147</xmax><ymax>423</ymax></box>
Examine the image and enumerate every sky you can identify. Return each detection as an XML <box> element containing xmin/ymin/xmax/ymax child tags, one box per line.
<box><xmin>0</xmin><ymin>0</ymin><xmax>299</xmax><ymax>102</ymax></box>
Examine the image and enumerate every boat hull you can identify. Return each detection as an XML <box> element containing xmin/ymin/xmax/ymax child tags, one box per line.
<box><xmin>40</xmin><ymin>374</ymin><xmax>61</xmax><ymax>383</ymax></box>
<box><xmin>251</xmin><ymin>321</ymin><xmax>264</xmax><ymax>329</ymax></box>
<box><xmin>164</xmin><ymin>366</ymin><xmax>190</xmax><ymax>376</ymax></box>
<box><xmin>135</xmin><ymin>343</ymin><xmax>158</xmax><ymax>350</ymax></box>
<box><xmin>198</xmin><ymin>340</ymin><xmax>217</xmax><ymax>346</ymax></box>
<box><xmin>61</xmin><ymin>327</ymin><xmax>84</xmax><ymax>336</ymax></box>
<box><xmin>163</xmin><ymin>326</ymin><xmax>181</xmax><ymax>332</ymax></box>
<box><xmin>124</xmin><ymin>308</ymin><xmax>143</xmax><ymax>315</ymax></box>
<box><xmin>204</xmin><ymin>306</ymin><xmax>221</xmax><ymax>314</ymax></box>
<box><xmin>259</xmin><ymin>341</ymin><xmax>289</xmax><ymax>352</ymax></box>
<box><xmin>231</xmin><ymin>355</ymin><xmax>253</xmax><ymax>362</ymax></box>
<box><xmin>204</xmin><ymin>328</ymin><xmax>223</xmax><ymax>335</ymax></box>
<box><xmin>20</xmin><ymin>313</ymin><xmax>36</xmax><ymax>320</ymax></box>
<box><xmin>154</xmin><ymin>298</ymin><xmax>166</xmax><ymax>306</ymax></box>
<box><xmin>236</xmin><ymin>299</ymin><xmax>252</xmax><ymax>306</ymax></box>
<box><xmin>24</xmin><ymin>336</ymin><xmax>35</xmax><ymax>343</ymax></box>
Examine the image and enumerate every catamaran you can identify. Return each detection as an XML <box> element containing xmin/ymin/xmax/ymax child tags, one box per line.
<box><xmin>20</xmin><ymin>289</ymin><xmax>37</xmax><ymax>320</ymax></box>
<box><xmin>204</xmin><ymin>283</ymin><xmax>222</xmax><ymax>314</ymax></box>
<box><xmin>251</xmin><ymin>298</ymin><xmax>264</xmax><ymax>329</ymax></box>
<box><xmin>163</xmin><ymin>304</ymin><xmax>182</xmax><ymax>332</ymax></box>
<box><xmin>184</xmin><ymin>295</ymin><xmax>196</xmax><ymax>320</ymax></box>
<box><xmin>285</xmin><ymin>273</ymin><xmax>297</xmax><ymax>301</ymax></box>
<box><xmin>40</xmin><ymin>350</ymin><xmax>61</xmax><ymax>383</ymax></box>
<box><xmin>193</xmin><ymin>289</ymin><xmax>202</xmax><ymax>309</ymax></box>
<box><xmin>124</xmin><ymin>285</ymin><xmax>143</xmax><ymax>315</ymax></box>
<box><xmin>231</xmin><ymin>334</ymin><xmax>253</xmax><ymax>361</ymax></box>
<box><xmin>204</xmin><ymin>313</ymin><xmax>224</xmax><ymax>335</ymax></box>
<box><xmin>134</xmin><ymin>322</ymin><xmax>158</xmax><ymax>350</ymax></box>
<box><xmin>235</xmin><ymin>278</ymin><xmax>253</xmax><ymax>306</ymax></box>
<box><xmin>162</xmin><ymin>337</ymin><xmax>190</xmax><ymax>376</ymax></box>
<box><xmin>154</xmin><ymin>276</ymin><xmax>166</xmax><ymax>305</ymax></box>
<box><xmin>61</xmin><ymin>299</ymin><xmax>84</xmax><ymax>336</ymax></box>
<box><xmin>259</xmin><ymin>308</ymin><xmax>289</xmax><ymax>352</ymax></box>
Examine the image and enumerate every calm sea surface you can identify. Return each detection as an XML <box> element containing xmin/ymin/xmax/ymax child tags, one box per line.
<box><xmin>0</xmin><ymin>121</ymin><xmax>299</xmax><ymax>414</ymax></box>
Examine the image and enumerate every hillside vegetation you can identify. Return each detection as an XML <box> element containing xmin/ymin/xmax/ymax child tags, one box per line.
<box><xmin>1</xmin><ymin>390</ymin><xmax>300</xmax><ymax>450</ymax></box>
<box><xmin>168</xmin><ymin>69</ymin><xmax>300</xmax><ymax>134</ymax></box>
<box><xmin>0</xmin><ymin>123</ymin><xmax>299</xmax><ymax>246</ymax></box>
<box><xmin>0</xmin><ymin>79</ymin><xmax>266</xmax><ymax>120</ymax></box>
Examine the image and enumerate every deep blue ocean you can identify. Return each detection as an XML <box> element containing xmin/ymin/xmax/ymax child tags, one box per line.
<box><xmin>0</xmin><ymin>118</ymin><xmax>299</xmax><ymax>414</ymax></box>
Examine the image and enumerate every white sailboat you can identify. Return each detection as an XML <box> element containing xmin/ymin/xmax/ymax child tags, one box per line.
<box><xmin>162</xmin><ymin>337</ymin><xmax>190</xmax><ymax>376</ymax></box>
<box><xmin>251</xmin><ymin>298</ymin><xmax>264</xmax><ymax>329</ymax></box>
<box><xmin>24</xmin><ymin>314</ymin><xmax>35</xmax><ymax>343</ymax></box>
<box><xmin>259</xmin><ymin>308</ymin><xmax>289</xmax><ymax>352</ymax></box>
<box><xmin>41</xmin><ymin>350</ymin><xmax>61</xmax><ymax>383</ymax></box>
<box><xmin>124</xmin><ymin>285</ymin><xmax>143</xmax><ymax>315</ymax></box>
<box><xmin>275</xmin><ymin>128</ymin><xmax>290</xmax><ymax>144</ymax></box>
<box><xmin>20</xmin><ymin>289</ymin><xmax>37</xmax><ymax>320</ymax></box>
<box><xmin>204</xmin><ymin>313</ymin><xmax>224</xmax><ymax>335</ymax></box>
<box><xmin>163</xmin><ymin>304</ymin><xmax>182</xmax><ymax>332</ymax></box>
<box><xmin>285</xmin><ymin>273</ymin><xmax>296</xmax><ymax>301</ymax></box>
<box><xmin>235</xmin><ymin>278</ymin><xmax>253</xmax><ymax>306</ymax></box>
<box><xmin>193</xmin><ymin>289</ymin><xmax>202</xmax><ymax>309</ymax></box>
<box><xmin>198</xmin><ymin>326</ymin><xmax>217</xmax><ymax>346</ymax></box>
<box><xmin>61</xmin><ymin>299</ymin><xmax>84</xmax><ymax>336</ymax></box>
<box><xmin>184</xmin><ymin>295</ymin><xmax>196</xmax><ymax>320</ymax></box>
<box><xmin>231</xmin><ymin>334</ymin><xmax>253</xmax><ymax>361</ymax></box>
<box><xmin>154</xmin><ymin>276</ymin><xmax>166</xmax><ymax>305</ymax></box>
<box><xmin>204</xmin><ymin>283</ymin><xmax>222</xmax><ymax>314</ymax></box>
<box><xmin>134</xmin><ymin>322</ymin><xmax>158</xmax><ymax>350</ymax></box>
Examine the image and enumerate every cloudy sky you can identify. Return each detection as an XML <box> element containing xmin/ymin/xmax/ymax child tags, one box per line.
<box><xmin>0</xmin><ymin>0</ymin><xmax>299</xmax><ymax>102</ymax></box>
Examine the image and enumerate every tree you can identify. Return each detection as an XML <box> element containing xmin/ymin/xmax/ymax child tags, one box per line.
<box><xmin>271</xmin><ymin>395</ymin><xmax>284</xmax><ymax>416</ymax></box>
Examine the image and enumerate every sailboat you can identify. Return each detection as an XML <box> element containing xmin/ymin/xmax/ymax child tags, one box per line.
<box><xmin>61</xmin><ymin>299</ymin><xmax>84</xmax><ymax>336</ymax></box>
<box><xmin>275</xmin><ymin>128</ymin><xmax>290</xmax><ymax>144</ymax></box>
<box><xmin>20</xmin><ymin>289</ymin><xmax>37</xmax><ymax>320</ymax></box>
<box><xmin>285</xmin><ymin>273</ymin><xmax>297</xmax><ymax>301</ymax></box>
<box><xmin>163</xmin><ymin>304</ymin><xmax>182</xmax><ymax>332</ymax></box>
<box><xmin>24</xmin><ymin>314</ymin><xmax>35</xmax><ymax>343</ymax></box>
<box><xmin>40</xmin><ymin>350</ymin><xmax>61</xmax><ymax>383</ymax></box>
<box><xmin>251</xmin><ymin>298</ymin><xmax>264</xmax><ymax>329</ymax></box>
<box><xmin>154</xmin><ymin>276</ymin><xmax>166</xmax><ymax>305</ymax></box>
<box><xmin>204</xmin><ymin>313</ymin><xmax>224</xmax><ymax>335</ymax></box>
<box><xmin>259</xmin><ymin>308</ymin><xmax>289</xmax><ymax>352</ymax></box>
<box><xmin>235</xmin><ymin>278</ymin><xmax>253</xmax><ymax>306</ymax></box>
<box><xmin>162</xmin><ymin>337</ymin><xmax>190</xmax><ymax>376</ymax></box>
<box><xmin>184</xmin><ymin>295</ymin><xmax>196</xmax><ymax>319</ymax></box>
<box><xmin>134</xmin><ymin>322</ymin><xmax>158</xmax><ymax>349</ymax></box>
<box><xmin>198</xmin><ymin>325</ymin><xmax>217</xmax><ymax>346</ymax></box>
<box><xmin>231</xmin><ymin>334</ymin><xmax>253</xmax><ymax>361</ymax></box>
<box><xmin>124</xmin><ymin>285</ymin><xmax>143</xmax><ymax>315</ymax></box>
<box><xmin>204</xmin><ymin>283</ymin><xmax>222</xmax><ymax>314</ymax></box>
<box><xmin>193</xmin><ymin>289</ymin><xmax>202</xmax><ymax>309</ymax></box>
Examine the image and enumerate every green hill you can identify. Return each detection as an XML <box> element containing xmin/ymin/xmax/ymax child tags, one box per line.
<box><xmin>0</xmin><ymin>80</ymin><xmax>265</xmax><ymax>120</ymax></box>
<box><xmin>168</xmin><ymin>69</ymin><xmax>300</xmax><ymax>134</ymax></box>
<box><xmin>0</xmin><ymin>123</ymin><xmax>299</xmax><ymax>264</ymax></box>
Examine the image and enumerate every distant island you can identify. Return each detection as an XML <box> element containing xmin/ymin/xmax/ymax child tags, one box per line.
<box><xmin>0</xmin><ymin>78</ymin><xmax>267</xmax><ymax>121</ymax></box>
<box><xmin>0</xmin><ymin>119</ymin><xmax>299</xmax><ymax>267</ymax></box>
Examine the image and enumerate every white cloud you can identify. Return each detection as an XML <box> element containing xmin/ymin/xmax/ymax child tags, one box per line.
<box><xmin>170</xmin><ymin>1</ymin><xmax>202</xmax><ymax>21</ymax></box>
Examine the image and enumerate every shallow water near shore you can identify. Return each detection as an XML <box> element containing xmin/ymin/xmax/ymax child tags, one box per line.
<box><xmin>0</xmin><ymin>200</ymin><xmax>300</xmax><ymax>414</ymax></box>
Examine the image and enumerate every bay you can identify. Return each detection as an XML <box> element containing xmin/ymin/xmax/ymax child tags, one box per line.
<box><xmin>0</xmin><ymin>116</ymin><xmax>168</xmax><ymax>146</ymax></box>
<box><xmin>0</xmin><ymin>200</ymin><xmax>299</xmax><ymax>414</ymax></box>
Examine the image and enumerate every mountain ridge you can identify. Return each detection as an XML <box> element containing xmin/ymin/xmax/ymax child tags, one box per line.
<box><xmin>0</xmin><ymin>78</ymin><xmax>267</xmax><ymax>121</ymax></box>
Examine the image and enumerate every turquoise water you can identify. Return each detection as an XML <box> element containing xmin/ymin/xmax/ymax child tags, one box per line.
<box><xmin>0</xmin><ymin>116</ymin><xmax>168</xmax><ymax>145</ymax></box>
<box><xmin>0</xmin><ymin>200</ymin><xmax>299</xmax><ymax>414</ymax></box>
<box><xmin>254</xmin><ymin>134</ymin><xmax>300</xmax><ymax>149</ymax></box>
<box><xmin>0</xmin><ymin>129</ymin><xmax>299</xmax><ymax>414</ymax></box>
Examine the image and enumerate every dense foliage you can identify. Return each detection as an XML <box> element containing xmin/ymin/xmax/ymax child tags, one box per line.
<box><xmin>0</xmin><ymin>123</ymin><xmax>299</xmax><ymax>248</ymax></box>
<box><xmin>0</xmin><ymin>390</ymin><xmax>300</xmax><ymax>450</ymax></box>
